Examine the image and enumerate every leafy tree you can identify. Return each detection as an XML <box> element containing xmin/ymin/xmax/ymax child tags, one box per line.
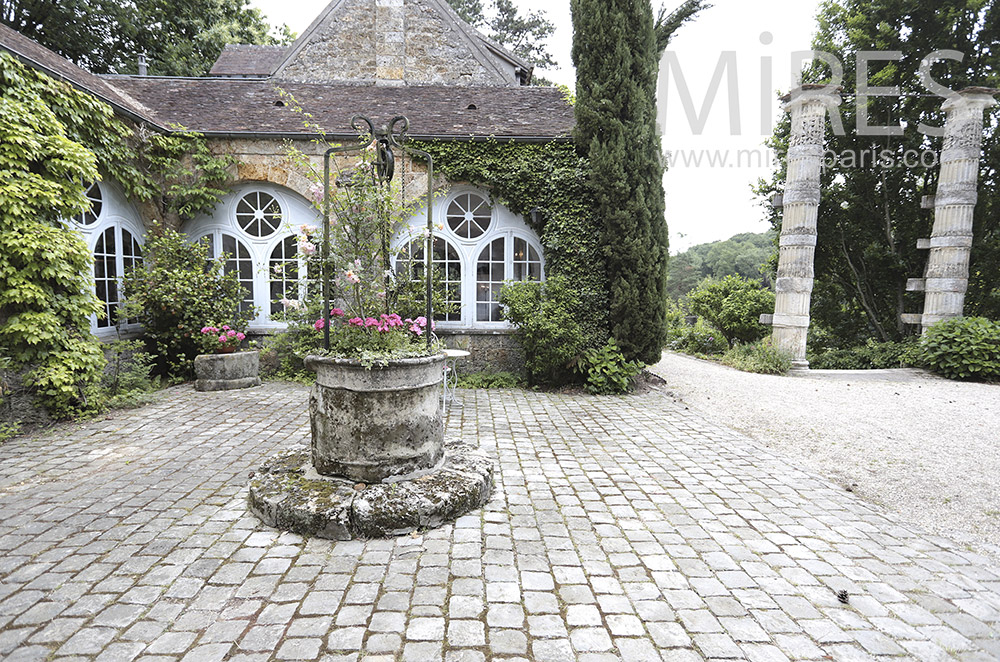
<box><xmin>687</xmin><ymin>275</ymin><xmax>775</xmax><ymax>347</ymax></box>
<box><xmin>122</xmin><ymin>224</ymin><xmax>252</xmax><ymax>378</ymax></box>
<box><xmin>446</xmin><ymin>0</ymin><xmax>556</xmax><ymax>72</ymax></box>
<box><xmin>1</xmin><ymin>0</ymin><xmax>291</xmax><ymax>76</ymax></box>
<box><xmin>756</xmin><ymin>0</ymin><xmax>1000</xmax><ymax>347</ymax></box>
<box><xmin>572</xmin><ymin>0</ymin><xmax>669</xmax><ymax>364</ymax></box>
<box><xmin>0</xmin><ymin>52</ymin><xmax>106</xmax><ymax>416</ymax></box>
<box><xmin>667</xmin><ymin>231</ymin><xmax>775</xmax><ymax>299</ymax></box>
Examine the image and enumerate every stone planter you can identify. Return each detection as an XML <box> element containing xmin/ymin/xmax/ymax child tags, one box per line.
<box><xmin>194</xmin><ymin>350</ymin><xmax>261</xmax><ymax>392</ymax></box>
<box><xmin>304</xmin><ymin>353</ymin><xmax>446</xmax><ymax>483</ymax></box>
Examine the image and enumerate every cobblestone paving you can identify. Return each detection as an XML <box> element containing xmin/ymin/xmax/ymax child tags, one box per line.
<box><xmin>1</xmin><ymin>382</ymin><xmax>999</xmax><ymax>662</ymax></box>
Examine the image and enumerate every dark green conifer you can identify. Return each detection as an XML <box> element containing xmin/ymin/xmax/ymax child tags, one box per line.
<box><xmin>571</xmin><ymin>0</ymin><xmax>669</xmax><ymax>364</ymax></box>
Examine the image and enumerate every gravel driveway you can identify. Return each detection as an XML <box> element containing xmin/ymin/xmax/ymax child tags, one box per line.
<box><xmin>649</xmin><ymin>351</ymin><xmax>1000</xmax><ymax>562</ymax></box>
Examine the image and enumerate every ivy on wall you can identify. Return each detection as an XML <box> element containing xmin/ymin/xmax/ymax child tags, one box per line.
<box><xmin>411</xmin><ymin>138</ymin><xmax>609</xmax><ymax>343</ymax></box>
<box><xmin>0</xmin><ymin>52</ymin><xmax>233</xmax><ymax>417</ymax></box>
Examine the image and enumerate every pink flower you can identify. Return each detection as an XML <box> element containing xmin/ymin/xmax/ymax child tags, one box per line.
<box><xmin>299</xmin><ymin>240</ymin><xmax>316</xmax><ymax>256</ymax></box>
<box><xmin>236</xmin><ymin>332</ymin><xmax>246</xmax><ymax>341</ymax></box>
<box><xmin>331</xmin><ymin>308</ymin><xmax>345</xmax><ymax>317</ymax></box>
<box><xmin>409</xmin><ymin>324</ymin><xmax>424</xmax><ymax>336</ymax></box>
<box><xmin>218</xmin><ymin>335</ymin><xmax>227</xmax><ymax>342</ymax></box>
<box><xmin>364</xmin><ymin>317</ymin><xmax>379</xmax><ymax>328</ymax></box>
<box><xmin>227</xmin><ymin>329</ymin><xmax>237</xmax><ymax>337</ymax></box>
<box><xmin>348</xmin><ymin>317</ymin><xmax>364</xmax><ymax>327</ymax></box>
<box><xmin>200</xmin><ymin>326</ymin><xmax>216</xmax><ymax>334</ymax></box>
<box><xmin>222</xmin><ymin>325</ymin><xmax>231</xmax><ymax>331</ymax></box>
<box><xmin>314</xmin><ymin>318</ymin><xmax>326</xmax><ymax>330</ymax></box>
<box><xmin>345</xmin><ymin>270</ymin><xmax>360</xmax><ymax>284</ymax></box>
<box><xmin>298</xmin><ymin>223</ymin><xmax>311</xmax><ymax>235</ymax></box>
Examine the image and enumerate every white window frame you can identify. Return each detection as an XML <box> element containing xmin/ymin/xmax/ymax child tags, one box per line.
<box><xmin>70</xmin><ymin>181</ymin><xmax>147</xmax><ymax>337</ymax></box>
<box><xmin>392</xmin><ymin>186</ymin><xmax>545</xmax><ymax>329</ymax></box>
<box><xmin>184</xmin><ymin>182</ymin><xmax>322</xmax><ymax>330</ymax></box>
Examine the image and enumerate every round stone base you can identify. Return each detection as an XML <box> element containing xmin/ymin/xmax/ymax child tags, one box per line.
<box><xmin>247</xmin><ymin>442</ymin><xmax>494</xmax><ymax>539</ymax></box>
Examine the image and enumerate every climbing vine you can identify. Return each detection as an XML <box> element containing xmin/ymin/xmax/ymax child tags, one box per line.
<box><xmin>412</xmin><ymin>138</ymin><xmax>609</xmax><ymax>344</ymax></box>
<box><xmin>0</xmin><ymin>52</ymin><xmax>233</xmax><ymax>418</ymax></box>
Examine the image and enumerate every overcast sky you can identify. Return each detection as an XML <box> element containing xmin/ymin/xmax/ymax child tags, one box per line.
<box><xmin>249</xmin><ymin>0</ymin><xmax>824</xmax><ymax>253</ymax></box>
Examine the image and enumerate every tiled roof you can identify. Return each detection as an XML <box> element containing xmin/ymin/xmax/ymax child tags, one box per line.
<box><xmin>0</xmin><ymin>23</ymin><xmax>155</xmax><ymax>123</ymax></box>
<box><xmin>209</xmin><ymin>44</ymin><xmax>287</xmax><ymax>77</ymax></box>
<box><xmin>104</xmin><ymin>77</ymin><xmax>574</xmax><ymax>139</ymax></box>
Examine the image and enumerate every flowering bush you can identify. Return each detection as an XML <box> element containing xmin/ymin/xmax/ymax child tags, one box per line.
<box><xmin>199</xmin><ymin>325</ymin><xmax>246</xmax><ymax>354</ymax></box>
<box><xmin>266</xmin><ymin>124</ymin><xmax>446</xmax><ymax>368</ymax></box>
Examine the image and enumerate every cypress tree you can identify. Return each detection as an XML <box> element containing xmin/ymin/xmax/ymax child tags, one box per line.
<box><xmin>571</xmin><ymin>0</ymin><xmax>669</xmax><ymax>364</ymax></box>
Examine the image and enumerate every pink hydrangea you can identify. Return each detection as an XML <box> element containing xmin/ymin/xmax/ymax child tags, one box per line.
<box><xmin>314</xmin><ymin>318</ymin><xmax>326</xmax><ymax>330</ymax></box>
<box><xmin>348</xmin><ymin>317</ymin><xmax>364</xmax><ymax>327</ymax></box>
<box><xmin>331</xmin><ymin>308</ymin><xmax>345</xmax><ymax>317</ymax></box>
<box><xmin>236</xmin><ymin>332</ymin><xmax>246</xmax><ymax>341</ymax></box>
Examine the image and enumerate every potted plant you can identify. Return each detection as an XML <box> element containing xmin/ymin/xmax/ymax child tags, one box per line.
<box><xmin>193</xmin><ymin>323</ymin><xmax>260</xmax><ymax>392</ymax></box>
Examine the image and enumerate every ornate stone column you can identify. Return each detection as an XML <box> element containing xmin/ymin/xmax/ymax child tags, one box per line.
<box><xmin>913</xmin><ymin>88</ymin><xmax>998</xmax><ymax>333</ymax></box>
<box><xmin>768</xmin><ymin>85</ymin><xmax>841</xmax><ymax>367</ymax></box>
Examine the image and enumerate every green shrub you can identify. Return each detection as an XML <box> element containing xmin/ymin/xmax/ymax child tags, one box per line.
<box><xmin>100</xmin><ymin>339</ymin><xmax>158</xmax><ymax>409</ymax></box>
<box><xmin>122</xmin><ymin>223</ymin><xmax>252</xmax><ymax>378</ymax></box>
<box><xmin>720</xmin><ymin>339</ymin><xmax>792</xmax><ymax>375</ymax></box>
<box><xmin>0</xmin><ymin>421</ymin><xmax>20</xmax><ymax>444</ymax></box>
<box><xmin>667</xmin><ymin>318</ymin><xmax>729</xmax><ymax>356</ymax></box>
<box><xmin>920</xmin><ymin>316</ymin><xmax>1000</xmax><ymax>381</ymax></box>
<box><xmin>500</xmin><ymin>275</ymin><xmax>588</xmax><ymax>386</ymax></box>
<box><xmin>686</xmin><ymin>275</ymin><xmax>774</xmax><ymax>347</ymax></box>
<box><xmin>808</xmin><ymin>338</ymin><xmax>921</xmax><ymax>370</ymax></box>
<box><xmin>579</xmin><ymin>339</ymin><xmax>644</xmax><ymax>394</ymax></box>
<box><xmin>455</xmin><ymin>371</ymin><xmax>525</xmax><ymax>389</ymax></box>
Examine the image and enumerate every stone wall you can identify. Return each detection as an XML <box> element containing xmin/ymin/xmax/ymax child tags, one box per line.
<box><xmin>208</xmin><ymin>138</ymin><xmax>437</xmax><ymax>205</ymax></box>
<box><xmin>438</xmin><ymin>329</ymin><xmax>524</xmax><ymax>375</ymax></box>
<box><xmin>275</xmin><ymin>0</ymin><xmax>514</xmax><ymax>87</ymax></box>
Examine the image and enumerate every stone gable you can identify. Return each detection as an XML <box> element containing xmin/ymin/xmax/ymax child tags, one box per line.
<box><xmin>274</xmin><ymin>0</ymin><xmax>524</xmax><ymax>87</ymax></box>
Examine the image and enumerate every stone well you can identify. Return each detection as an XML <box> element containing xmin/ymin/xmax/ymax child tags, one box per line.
<box><xmin>247</xmin><ymin>353</ymin><xmax>494</xmax><ymax>539</ymax></box>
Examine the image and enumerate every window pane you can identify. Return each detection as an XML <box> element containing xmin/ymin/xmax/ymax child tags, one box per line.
<box><xmin>476</xmin><ymin>237</ymin><xmax>505</xmax><ymax>322</ymax></box>
<box><xmin>396</xmin><ymin>236</ymin><xmax>461</xmax><ymax>321</ymax></box>
<box><xmin>446</xmin><ymin>193</ymin><xmax>492</xmax><ymax>239</ymax></box>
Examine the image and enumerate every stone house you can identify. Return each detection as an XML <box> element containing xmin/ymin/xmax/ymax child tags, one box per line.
<box><xmin>0</xmin><ymin>0</ymin><xmax>574</xmax><ymax>371</ymax></box>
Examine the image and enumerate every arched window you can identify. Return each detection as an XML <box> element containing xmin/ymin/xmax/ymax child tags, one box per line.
<box><xmin>395</xmin><ymin>187</ymin><xmax>545</xmax><ymax>328</ymax></box>
<box><xmin>184</xmin><ymin>184</ymin><xmax>322</xmax><ymax>328</ymax></box>
<box><xmin>69</xmin><ymin>181</ymin><xmax>145</xmax><ymax>333</ymax></box>
<box><xmin>395</xmin><ymin>237</ymin><xmax>462</xmax><ymax>322</ymax></box>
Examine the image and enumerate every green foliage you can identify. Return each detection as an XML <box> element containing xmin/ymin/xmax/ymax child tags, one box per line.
<box><xmin>756</xmin><ymin>0</ymin><xmax>1000</xmax><ymax>346</ymax></box>
<box><xmin>500</xmin><ymin>276</ymin><xmax>587</xmax><ymax>386</ymax></box>
<box><xmin>720</xmin><ymin>339</ymin><xmax>792</xmax><ymax>375</ymax></box>
<box><xmin>140</xmin><ymin>128</ymin><xmax>236</xmax><ymax>225</ymax></box>
<box><xmin>667</xmin><ymin>231</ymin><xmax>776</xmax><ymax>300</ymax></box>
<box><xmin>654</xmin><ymin>0</ymin><xmax>710</xmax><ymax>55</ymax></box>
<box><xmin>667</xmin><ymin>318</ymin><xmax>729</xmax><ymax>356</ymax></box>
<box><xmin>444</xmin><ymin>0</ymin><xmax>556</xmax><ymax>71</ymax></box>
<box><xmin>122</xmin><ymin>224</ymin><xmax>252</xmax><ymax>377</ymax></box>
<box><xmin>572</xmin><ymin>0</ymin><xmax>669</xmax><ymax>365</ymax></box>
<box><xmin>0</xmin><ymin>421</ymin><xmax>20</xmax><ymax>444</ymax></box>
<box><xmin>413</xmin><ymin>138</ymin><xmax>609</xmax><ymax>361</ymax></box>
<box><xmin>686</xmin><ymin>275</ymin><xmax>774</xmax><ymax>347</ymax></box>
<box><xmin>920</xmin><ymin>317</ymin><xmax>1000</xmax><ymax>381</ymax></box>
<box><xmin>0</xmin><ymin>52</ymin><xmax>107</xmax><ymax>417</ymax></box>
<box><xmin>100</xmin><ymin>339</ymin><xmax>159</xmax><ymax>409</ymax></box>
<box><xmin>3</xmin><ymin>0</ymin><xmax>292</xmax><ymax>76</ymax></box>
<box><xmin>808</xmin><ymin>338</ymin><xmax>920</xmax><ymax>370</ymax></box>
<box><xmin>454</xmin><ymin>371</ymin><xmax>525</xmax><ymax>389</ymax></box>
<box><xmin>259</xmin><ymin>328</ymin><xmax>322</xmax><ymax>382</ymax></box>
<box><xmin>579</xmin><ymin>339</ymin><xmax>643</xmax><ymax>394</ymax></box>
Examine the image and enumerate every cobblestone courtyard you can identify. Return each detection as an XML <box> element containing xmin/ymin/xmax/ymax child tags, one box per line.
<box><xmin>1</xmin><ymin>382</ymin><xmax>999</xmax><ymax>661</ymax></box>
